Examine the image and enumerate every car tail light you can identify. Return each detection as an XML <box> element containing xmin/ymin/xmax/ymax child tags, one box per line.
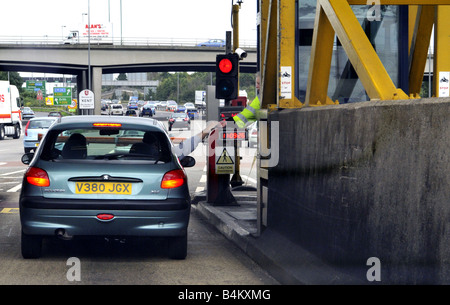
<box><xmin>24</xmin><ymin>120</ymin><xmax>31</xmax><ymax>136</ymax></box>
<box><xmin>93</xmin><ymin>123</ymin><xmax>122</xmax><ymax>128</ymax></box>
<box><xmin>25</xmin><ymin>167</ymin><xmax>50</xmax><ymax>187</ymax></box>
<box><xmin>97</xmin><ymin>213</ymin><xmax>115</xmax><ymax>221</ymax></box>
<box><xmin>161</xmin><ymin>169</ymin><xmax>186</xmax><ymax>189</ymax></box>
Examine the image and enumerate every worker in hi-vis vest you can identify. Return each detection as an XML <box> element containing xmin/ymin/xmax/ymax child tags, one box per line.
<box><xmin>233</xmin><ymin>74</ymin><xmax>260</xmax><ymax>128</ymax></box>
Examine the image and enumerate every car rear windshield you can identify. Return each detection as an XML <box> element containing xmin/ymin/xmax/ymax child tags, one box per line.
<box><xmin>172</xmin><ymin>113</ymin><xmax>187</xmax><ymax>118</ymax></box>
<box><xmin>29</xmin><ymin>120</ymin><xmax>55</xmax><ymax>129</ymax></box>
<box><xmin>40</xmin><ymin>127</ymin><xmax>172</xmax><ymax>163</ymax></box>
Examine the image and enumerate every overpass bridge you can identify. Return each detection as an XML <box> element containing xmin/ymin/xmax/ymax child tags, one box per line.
<box><xmin>0</xmin><ymin>43</ymin><xmax>257</xmax><ymax>111</ymax></box>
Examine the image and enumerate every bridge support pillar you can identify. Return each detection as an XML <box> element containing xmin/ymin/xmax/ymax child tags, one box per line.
<box><xmin>92</xmin><ymin>67</ymin><xmax>103</xmax><ymax>115</ymax></box>
<box><xmin>77</xmin><ymin>70</ymin><xmax>88</xmax><ymax>115</ymax></box>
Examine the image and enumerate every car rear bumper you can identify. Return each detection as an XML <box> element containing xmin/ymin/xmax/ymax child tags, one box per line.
<box><xmin>20</xmin><ymin>196</ymin><xmax>190</xmax><ymax>210</ymax></box>
<box><xmin>23</xmin><ymin>140</ymin><xmax>39</xmax><ymax>149</ymax></box>
<box><xmin>171</xmin><ymin>122</ymin><xmax>190</xmax><ymax>128</ymax></box>
<box><xmin>20</xmin><ymin>196</ymin><xmax>190</xmax><ymax>237</ymax></box>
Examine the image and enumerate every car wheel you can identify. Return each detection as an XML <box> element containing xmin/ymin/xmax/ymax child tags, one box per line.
<box><xmin>21</xmin><ymin>231</ymin><xmax>43</xmax><ymax>259</ymax></box>
<box><xmin>168</xmin><ymin>233</ymin><xmax>187</xmax><ymax>259</ymax></box>
<box><xmin>0</xmin><ymin>125</ymin><xmax>5</xmax><ymax>140</ymax></box>
<box><xmin>12</xmin><ymin>124</ymin><xmax>21</xmax><ymax>139</ymax></box>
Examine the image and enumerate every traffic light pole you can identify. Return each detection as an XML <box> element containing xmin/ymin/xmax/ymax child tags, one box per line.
<box><xmin>207</xmin><ymin>1</ymin><xmax>246</xmax><ymax>205</ymax></box>
<box><xmin>230</xmin><ymin>2</ymin><xmax>244</xmax><ymax>188</ymax></box>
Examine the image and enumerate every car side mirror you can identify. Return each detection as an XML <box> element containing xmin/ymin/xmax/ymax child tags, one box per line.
<box><xmin>21</xmin><ymin>153</ymin><xmax>34</xmax><ymax>165</ymax></box>
<box><xmin>179</xmin><ymin>156</ymin><xmax>195</xmax><ymax>168</ymax></box>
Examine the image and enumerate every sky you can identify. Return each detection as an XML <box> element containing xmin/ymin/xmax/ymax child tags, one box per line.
<box><xmin>0</xmin><ymin>0</ymin><xmax>257</xmax><ymax>44</ymax></box>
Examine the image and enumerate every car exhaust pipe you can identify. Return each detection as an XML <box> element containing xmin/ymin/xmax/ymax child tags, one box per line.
<box><xmin>55</xmin><ymin>229</ymin><xmax>73</xmax><ymax>241</ymax></box>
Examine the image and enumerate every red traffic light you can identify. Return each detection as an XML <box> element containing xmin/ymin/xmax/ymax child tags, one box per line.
<box><xmin>218</xmin><ymin>58</ymin><xmax>233</xmax><ymax>74</ymax></box>
<box><xmin>216</xmin><ymin>54</ymin><xmax>239</xmax><ymax>100</ymax></box>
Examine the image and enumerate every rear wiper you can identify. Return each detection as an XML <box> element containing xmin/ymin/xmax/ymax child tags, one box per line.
<box><xmin>96</xmin><ymin>153</ymin><xmax>156</xmax><ymax>160</ymax></box>
<box><xmin>95</xmin><ymin>153</ymin><xmax>127</xmax><ymax>160</ymax></box>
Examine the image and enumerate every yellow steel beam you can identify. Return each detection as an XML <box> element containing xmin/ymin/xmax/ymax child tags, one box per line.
<box><xmin>434</xmin><ymin>5</ymin><xmax>450</xmax><ymax>97</ymax></box>
<box><xmin>278</xmin><ymin>0</ymin><xmax>303</xmax><ymax>108</ymax></box>
<box><xmin>305</xmin><ymin>1</ymin><xmax>336</xmax><ymax>106</ymax></box>
<box><xmin>408</xmin><ymin>5</ymin><xmax>418</xmax><ymax>52</ymax></box>
<box><xmin>318</xmin><ymin>0</ymin><xmax>408</xmax><ymax>100</ymax></box>
<box><xmin>409</xmin><ymin>5</ymin><xmax>435</xmax><ymax>95</ymax></box>
<box><xmin>232</xmin><ymin>4</ymin><xmax>240</xmax><ymax>52</ymax></box>
<box><xmin>260</xmin><ymin>0</ymin><xmax>278</xmax><ymax>109</ymax></box>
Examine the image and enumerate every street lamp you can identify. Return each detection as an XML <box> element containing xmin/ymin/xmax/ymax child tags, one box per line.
<box><xmin>87</xmin><ymin>0</ymin><xmax>91</xmax><ymax>91</ymax></box>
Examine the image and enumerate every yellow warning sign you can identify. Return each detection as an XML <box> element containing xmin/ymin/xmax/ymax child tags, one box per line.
<box><xmin>216</xmin><ymin>148</ymin><xmax>234</xmax><ymax>164</ymax></box>
<box><xmin>215</xmin><ymin>147</ymin><xmax>235</xmax><ymax>174</ymax></box>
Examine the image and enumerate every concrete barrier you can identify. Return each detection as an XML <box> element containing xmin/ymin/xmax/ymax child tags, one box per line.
<box><xmin>268</xmin><ymin>98</ymin><xmax>450</xmax><ymax>284</ymax></box>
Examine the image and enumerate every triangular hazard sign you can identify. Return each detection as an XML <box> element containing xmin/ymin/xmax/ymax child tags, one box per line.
<box><xmin>216</xmin><ymin>148</ymin><xmax>234</xmax><ymax>164</ymax></box>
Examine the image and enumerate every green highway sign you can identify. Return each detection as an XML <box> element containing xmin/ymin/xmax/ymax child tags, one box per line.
<box><xmin>53</xmin><ymin>87</ymin><xmax>72</xmax><ymax>105</ymax></box>
<box><xmin>26</xmin><ymin>81</ymin><xmax>46</xmax><ymax>95</ymax></box>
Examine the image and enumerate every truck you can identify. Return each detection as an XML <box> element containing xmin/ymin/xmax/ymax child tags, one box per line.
<box><xmin>0</xmin><ymin>81</ymin><xmax>22</xmax><ymax>140</ymax></box>
<box><xmin>195</xmin><ymin>90</ymin><xmax>206</xmax><ymax>110</ymax></box>
<box><xmin>63</xmin><ymin>23</ymin><xmax>113</xmax><ymax>45</ymax></box>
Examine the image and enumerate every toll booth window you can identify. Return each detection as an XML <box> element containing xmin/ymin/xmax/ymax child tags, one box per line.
<box><xmin>298</xmin><ymin>2</ymin><xmax>404</xmax><ymax>104</ymax></box>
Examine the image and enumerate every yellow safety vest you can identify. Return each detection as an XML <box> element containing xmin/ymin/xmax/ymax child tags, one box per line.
<box><xmin>233</xmin><ymin>96</ymin><xmax>260</xmax><ymax>128</ymax></box>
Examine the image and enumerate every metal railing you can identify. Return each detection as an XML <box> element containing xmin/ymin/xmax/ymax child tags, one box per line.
<box><xmin>0</xmin><ymin>36</ymin><xmax>257</xmax><ymax>48</ymax></box>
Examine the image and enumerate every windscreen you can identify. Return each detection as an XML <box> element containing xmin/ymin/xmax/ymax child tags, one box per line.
<box><xmin>40</xmin><ymin>127</ymin><xmax>172</xmax><ymax>163</ymax></box>
<box><xmin>29</xmin><ymin>119</ymin><xmax>55</xmax><ymax>129</ymax></box>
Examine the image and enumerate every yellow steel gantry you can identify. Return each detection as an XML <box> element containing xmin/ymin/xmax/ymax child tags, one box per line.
<box><xmin>259</xmin><ymin>0</ymin><xmax>450</xmax><ymax>109</ymax></box>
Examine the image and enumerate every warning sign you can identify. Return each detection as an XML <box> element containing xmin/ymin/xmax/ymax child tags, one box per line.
<box><xmin>438</xmin><ymin>71</ymin><xmax>450</xmax><ymax>97</ymax></box>
<box><xmin>215</xmin><ymin>147</ymin><xmax>235</xmax><ymax>174</ymax></box>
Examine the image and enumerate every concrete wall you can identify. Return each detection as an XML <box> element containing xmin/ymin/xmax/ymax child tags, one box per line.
<box><xmin>267</xmin><ymin>98</ymin><xmax>450</xmax><ymax>284</ymax></box>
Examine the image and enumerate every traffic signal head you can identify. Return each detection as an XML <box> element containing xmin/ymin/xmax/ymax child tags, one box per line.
<box><xmin>218</xmin><ymin>106</ymin><xmax>244</xmax><ymax>121</ymax></box>
<box><xmin>215</xmin><ymin>53</ymin><xmax>239</xmax><ymax>100</ymax></box>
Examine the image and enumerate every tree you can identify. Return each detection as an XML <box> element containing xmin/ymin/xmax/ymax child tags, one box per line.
<box><xmin>152</xmin><ymin>71</ymin><xmax>256</xmax><ymax>104</ymax></box>
<box><xmin>0</xmin><ymin>71</ymin><xmax>24</xmax><ymax>92</ymax></box>
<box><xmin>116</xmin><ymin>73</ymin><xmax>128</xmax><ymax>81</ymax></box>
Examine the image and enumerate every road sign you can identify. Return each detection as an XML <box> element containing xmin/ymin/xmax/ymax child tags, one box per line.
<box><xmin>26</xmin><ymin>81</ymin><xmax>46</xmax><ymax>97</ymax></box>
<box><xmin>53</xmin><ymin>87</ymin><xmax>72</xmax><ymax>105</ymax></box>
<box><xmin>79</xmin><ymin>89</ymin><xmax>95</xmax><ymax>109</ymax></box>
<box><xmin>215</xmin><ymin>146</ymin><xmax>235</xmax><ymax>174</ymax></box>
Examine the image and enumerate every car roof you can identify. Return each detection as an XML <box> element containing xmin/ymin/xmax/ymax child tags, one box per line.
<box><xmin>52</xmin><ymin>115</ymin><xmax>166</xmax><ymax>132</ymax></box>
<box><xmin>29</xmin><ymin>116</ymin><xmax>58</xmax><ymax>121</ymax></box>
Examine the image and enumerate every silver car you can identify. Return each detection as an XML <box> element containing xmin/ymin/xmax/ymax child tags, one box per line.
<box><xmin>20</xmin><ymin>116</ymin><xmax>195</xmax><ymax>259</ymax></box>
<box><xmin>23</xmin><ymin>117</ymin><xmax>58</xmax><ymax>153</ymax></box>
<box><xmin>22</xmin><ymin>107</ymin><xmax>35</xmax><ymax>119</ymax></box>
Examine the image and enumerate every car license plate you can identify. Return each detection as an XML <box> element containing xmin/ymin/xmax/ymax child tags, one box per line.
<box><xmin>75</xmin><ymin>182</ymin><xmax>132</xmax><ymax>195</ymax></box>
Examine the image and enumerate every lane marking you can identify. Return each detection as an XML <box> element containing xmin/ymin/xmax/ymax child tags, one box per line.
<box><xmin>0</xmin><ymin>208</ymin><xmax>19</xmax><ymax>214</ymax></box>
<box><xmin>7</xmin><ymin>184</ymin><xmax>22</xmax><ymax>193</ymax></box>
<box><xmin>0</xmin><ymin>169</ymin><xmax>25</xmax><ymax>176</ymax></box>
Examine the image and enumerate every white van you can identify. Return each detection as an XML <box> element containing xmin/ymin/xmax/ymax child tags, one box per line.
<box><xmin>109</xmin><ymin>104</ymin><xmax>124</xmax><ymax>116</ymax></box>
